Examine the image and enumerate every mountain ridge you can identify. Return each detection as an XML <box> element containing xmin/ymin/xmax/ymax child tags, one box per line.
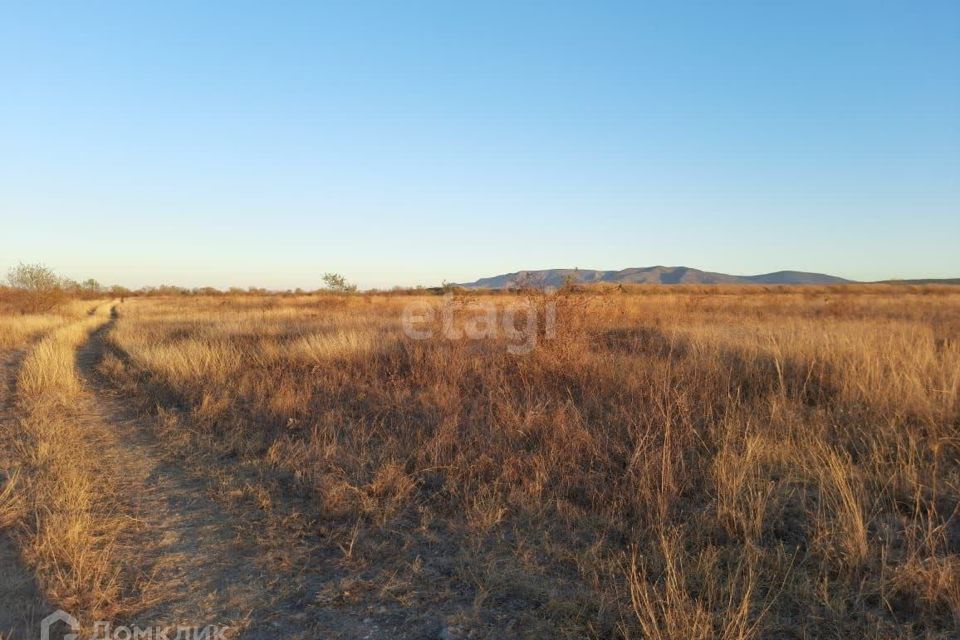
<box><xmin>458</xmin><ymin>266</ymin><xmax>854</xmax><ymax>288</ymax></box>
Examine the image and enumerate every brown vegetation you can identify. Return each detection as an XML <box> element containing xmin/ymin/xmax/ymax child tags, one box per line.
<box><xmin>2</xmin><ymin>286</ymin><xmax>959</xmax><ymax>638</ymax></box>
<box><xmin>5</xmin><ymin>304</ymin><xmax>138</xmax><ymax>622</ymax></box>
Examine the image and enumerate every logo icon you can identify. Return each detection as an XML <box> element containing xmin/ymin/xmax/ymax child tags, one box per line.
<box><xmin>40</xmin><ymin>609</ymin><xmax>79</xmax><ymax>640</ymax></box>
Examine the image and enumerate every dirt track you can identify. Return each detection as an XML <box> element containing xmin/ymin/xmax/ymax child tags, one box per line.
<box><xmin>1</xmin><ymin>310</ymin><xmax>399</xmax><ymax>640</ymax></box>
<box><xmin>73</xmin><ymin>317</ymin><xmax>304</xmax><ymax>637</ymax></box>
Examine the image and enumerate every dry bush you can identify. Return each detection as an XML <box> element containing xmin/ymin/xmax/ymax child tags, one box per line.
<box><xmin>3</xmin><ymin>263</ymin><xmax>69</xmax><ymax>313</ymax></box>
<box><xmin>626</xmin><ymin>528</ymin><xmax>763</xmax><ymax>640</ymax></box>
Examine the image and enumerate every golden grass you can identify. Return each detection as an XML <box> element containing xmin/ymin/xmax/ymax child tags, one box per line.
<box><xmin>0</xmin><ymin>315</ymin><xmax>64</xmax><ymax>351</ymax></box>
<box><xmin>17</xmin><ymin>321</ymin><xmax>94</xmax><ymax>401</ymax></box>
<box><xmin>0</xmin><ymin>298</ymin><xmax>103</xmax><ymax>352</ymax></box>
<box><xmin>289</xmin><ymin>329</ymin><xmax>381</xmax><ymax>364</ymax></box>
<box><xmin>626</xmin><ymin>528</ymin><xmax>762</xmax><ymax>640</ymax></box>
<box><xmin>4</xmin><ymin>303</ymin><xmax>131</xmax><ymax>622</ymax></box>
<box><xmin>5</xmin><ymin>287</ymin><xmax>960</xmax><ymax>636</ymax></box>
<box><xmin>0</xmin><ymin>469</ymin><xmax>21</xmax><ymax>529</ymax></box>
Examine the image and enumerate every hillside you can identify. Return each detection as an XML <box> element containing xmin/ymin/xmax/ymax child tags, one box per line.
<box><xmin>459</xmin><ymin>266</ymin><xmax>853</xmax><ymax>288</ymax></box>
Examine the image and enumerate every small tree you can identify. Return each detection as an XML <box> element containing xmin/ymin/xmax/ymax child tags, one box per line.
<box><xmin>7</xmin><ymin>262</ymin><xmax>60</xmax><ymax>291</ymax></box>
<box><xmin>82</xmin><ymin>278</ymin><xmax>102</xmax><ymax>294</ymax></box>
<box><xmin>109</xmin><ymin>284</ymin><xmax>131</xmax><ymax>298</ymax></box>
<box><xmin>6</xmin><ymin>262</ymin><xmax>65</xmax><ymax>311</ymax></box>
<box><xmin>322</xmin><ymin>272</ymin><xmax>357</xmax><ymax>293</ymax></box>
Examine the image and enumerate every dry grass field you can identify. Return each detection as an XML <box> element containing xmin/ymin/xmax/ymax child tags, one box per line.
<box><xmin>1</xmin><ymin>286</ymin><xmax>959</xmax><ymax>638</ymax></box>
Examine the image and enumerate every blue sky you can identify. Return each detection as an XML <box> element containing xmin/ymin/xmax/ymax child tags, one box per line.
<box><xmin>2</xmin><ymin>1</ymin><xmax>958</xmax><ymax>289</ymax></box>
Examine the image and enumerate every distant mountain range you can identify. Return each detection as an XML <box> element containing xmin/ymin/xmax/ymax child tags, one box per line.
<box><xmin>458</xmin><ymin>266</ymin><xmax>852</xmax><ymax>288</ymax></box>
<box><xmin>457</xmin><ymin>266</ymin><xmax>960</xmax><ymax>289</ymax></box>
<box><xmin>458</xmin><ymin>267</ymin><xmax>960</xmax><ymax>288</ymax></box>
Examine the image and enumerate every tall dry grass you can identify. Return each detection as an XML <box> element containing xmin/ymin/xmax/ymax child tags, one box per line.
<box><xmin>0</xmin><ymin>315</ymin><xmax>63</xmax><ymax>351</ymax></box>
<box><xmin>95</xmin><ymin>289</ymin><xmax>960</xmax><ymax>637</ymax></box>
<box><xmin>0</xmin><ymin>299</ymin><xmax>98</xmax><ymax>351</ymax></box>
<box><xmin>6</xmin><ymin>303</ymin><xmax>133</xmax><ymax>622</ymax></box>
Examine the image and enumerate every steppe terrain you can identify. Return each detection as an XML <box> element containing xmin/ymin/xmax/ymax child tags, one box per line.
<box><xmin>1</xmin><ymin>286</ymin><xmax>959</xmax><ymax>639</ymax></box>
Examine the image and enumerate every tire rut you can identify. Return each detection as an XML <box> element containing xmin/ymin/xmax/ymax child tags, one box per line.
<box><xmin>74</xmin><ymin>317</ymin><xmax>311</xmax><ymax>638</ymax></box>
<box><xmin>0</xmin><ymin>347</ymin><xmax>55</xmax><ymax>639</ymax></box>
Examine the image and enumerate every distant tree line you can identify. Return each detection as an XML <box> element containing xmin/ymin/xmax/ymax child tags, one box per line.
<box><xmin>1</xmin><ymin>262</ymin><xmax>129</xmax><ymax>312</ymax></box>
<box><xmin>1</xmin><ymin>263</ymin><xmax>367</xmax><ymax>313</ymax></box>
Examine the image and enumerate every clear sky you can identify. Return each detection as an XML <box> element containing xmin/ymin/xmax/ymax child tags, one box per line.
<box><xmin>2</xmin><ymin>1</ymin><xmax>958</xmax><ymax>289</ymax></box>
